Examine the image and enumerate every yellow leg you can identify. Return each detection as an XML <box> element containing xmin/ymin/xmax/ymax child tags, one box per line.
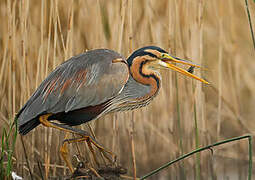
<box><xmin>63</xmin><ymin>136</ymin><xmax>116</xmax><ymax>165</ymax></box>
<box><xmin>39</xmin><ymin>114</ymin><xmax>116</xmax><ymax>170</ymax></box>
<box><xmin>89</xmin><ymin>139</ymin><xmax>116</xmax><ymax>164</ymax></box>
<box><xmin>60</xmin><ymin>133</ymin><xmax>74</xmax><ymax>173</ymax></box>
<box><xmin>63</xmin><ymin>136</ymin><xmax>101</xmax><ymax>166</ymax></box>
<box><xmin>39</xmin><ymin>114</ymin><xmax>75</xmax><ymax>134</ymax></box>
<box><xmin>86</xmin><ymin>139</ymin><xmax>100</xmax><ymax>166</ymax></box>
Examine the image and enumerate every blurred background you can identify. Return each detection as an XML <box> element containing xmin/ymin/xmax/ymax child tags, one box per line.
<box><xmin>0</xmin><ymin>0</ymin><xmax>255</xmax><ymax>179</ymax></box>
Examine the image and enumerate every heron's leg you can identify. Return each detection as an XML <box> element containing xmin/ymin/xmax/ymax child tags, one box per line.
<box><xmin>51</xmin><ymin>122</ymin><xmax>116</xmax><ymax>163</ymax></box>
<box><xmin>39</xmin><ymin>114</ymin><xmax>79</xmax><ymax>134</ymax></box>
<box><xmin>86</xmin><ymin>139</ymin><xmax>100</xmax><ymax>166</ymax></box>
<box><xmin>60</xmin><ymin>133</ymin><xmax>74</xmax><ymax>173</ymax></box>
<box><xmin>39</xmin><ymin>114</ymin><xmax>116</xmax><ymax>165</ymax></box>
<box><xmin>62</xmin><ymin>136</ymin><xmax>100</xmax><ymax>166</ymax></box>
<box><xmin>89</xmin><ymin>138</ymin><xmax>117</xmax><ymax>164</ymax></box>
<box><xmin>63</xmin><ymin>136</ymin><xmax>116</xmax><ymax>165</ymax></box>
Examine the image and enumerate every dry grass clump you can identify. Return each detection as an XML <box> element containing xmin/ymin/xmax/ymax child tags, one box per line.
<box><xmin>0</xmin><ymin>0</ymin><xmax>254</xmax><ymax>179</ymax></box>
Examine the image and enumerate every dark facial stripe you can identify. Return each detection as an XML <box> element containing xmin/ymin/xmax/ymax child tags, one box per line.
<box><xmin>139</xmin><ymin>60</ymin><xmax>160</xmax><ymax>89</ymax></box>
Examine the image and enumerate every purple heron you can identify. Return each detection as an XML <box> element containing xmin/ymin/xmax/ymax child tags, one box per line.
<box><xmin>16</xmin><ymin>46</ymin><xmax>208</xmax><ymax>173</ymax></box>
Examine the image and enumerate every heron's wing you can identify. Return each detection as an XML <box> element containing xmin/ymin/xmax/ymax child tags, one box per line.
<box><xmin>17</xmin><ymin>49</ymin><xmax>129</xmax><ymax>127</ymax></box>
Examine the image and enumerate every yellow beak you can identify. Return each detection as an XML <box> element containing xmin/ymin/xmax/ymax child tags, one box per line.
<box><xmin>159</xmin><ymin>53</ymin><xmax>209</xmax><ymax>84</ymax></box>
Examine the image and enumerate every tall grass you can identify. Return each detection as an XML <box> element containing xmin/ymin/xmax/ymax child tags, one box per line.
<box><xmin>0</xmin><ymin>0</ymin><xmax>254</xmax><ymax>179</ymax></box>
<box><xmin>0</xmin><ymin>119</ymin><xmax>17</xmax><ymax>179</ymax></box>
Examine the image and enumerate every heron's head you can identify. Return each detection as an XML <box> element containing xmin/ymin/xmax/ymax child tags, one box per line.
<box><xmin>127</xmin><ymin>46</ymin><xmax>209</xmax><ymax>84</ymax></box>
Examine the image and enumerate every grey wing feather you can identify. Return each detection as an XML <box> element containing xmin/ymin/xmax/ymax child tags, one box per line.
<box><xmin>17</xmin><ymin>49</ymin><xmax>129</xmax><ymax>127</ymax></box>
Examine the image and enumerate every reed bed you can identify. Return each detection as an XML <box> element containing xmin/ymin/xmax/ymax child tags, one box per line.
<box><xmin>0</xmin><ymin>0</ymin><xmax>255</xmax><ymax>179</ymax></box>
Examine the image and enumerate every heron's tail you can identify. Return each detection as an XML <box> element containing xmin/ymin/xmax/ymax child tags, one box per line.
<box><xmin>16</xmin><ymin>106</ymin><xmax>40</xmax><ymax>135</ymax></box>
<box><xmin>18</xmin><ymin>119</ymin><xmax>40</xmax><ymax>135</ymax></box>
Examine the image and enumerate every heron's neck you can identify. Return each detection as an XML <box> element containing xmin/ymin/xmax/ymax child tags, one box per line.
<box><xmin>129</xmin><ymin>57</ymin><xmax>161</xmax><ymax>99</ymax></box>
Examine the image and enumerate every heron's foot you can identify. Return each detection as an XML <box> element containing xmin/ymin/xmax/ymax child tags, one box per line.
<box><xmin>60</xmin><ymin>140</ymin><xmax>74</xmax><ymax>173</ymax></box>
<box><xmin>63</xmin><ymin>135</ymin><xmax>117</xmax><ymax>167</ymax></box>
<box><xmin>84</xmin><ymin>135</ymin><xmax>117</xmax><ymax>166</ymax></box>
<box><xmin>39</xmin><ymin>118</ymin><xmax>118</xmax><ymax>173</ymax></box>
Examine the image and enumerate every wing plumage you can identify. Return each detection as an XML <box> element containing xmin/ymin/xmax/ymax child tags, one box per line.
<box><xmin>17</xmin><ymin>49</ymin><xmax>129</xmax><ymax>132</ymax></box>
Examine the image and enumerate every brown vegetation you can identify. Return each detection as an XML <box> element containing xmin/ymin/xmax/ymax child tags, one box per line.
<box><xmin>0</xmin><ymin>0</ymin><xmax>255</xmax><ymax>179</ymax></box>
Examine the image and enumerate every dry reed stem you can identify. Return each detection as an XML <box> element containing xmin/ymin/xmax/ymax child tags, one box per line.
<box><xmin>217</xmin><ymin>1</ymin><xmax>223</xmax><ymax>139</ymax></box>
<box><xmin>127</xmin><ymin>0</ymin><xmax>137</xmax><ymax>179</ymax></box>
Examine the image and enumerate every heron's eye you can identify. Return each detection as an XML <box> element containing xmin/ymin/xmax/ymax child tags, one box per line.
<box><xmin>161</xmin><ymin>53</ymin><xmax>167</xmax><ymax>59</ymax></box>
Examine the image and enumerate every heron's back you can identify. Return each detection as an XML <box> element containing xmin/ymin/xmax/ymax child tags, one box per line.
<box><xmin>17</xmin><ymin>49</ymin><xmax>129</xmax><ymax>135</ymax></box>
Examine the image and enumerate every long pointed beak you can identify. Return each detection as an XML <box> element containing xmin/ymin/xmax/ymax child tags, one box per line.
<box><xmin>159</xmin><ymin>53</ymin><xmax>209</xmax><ymax>84</ymax></box>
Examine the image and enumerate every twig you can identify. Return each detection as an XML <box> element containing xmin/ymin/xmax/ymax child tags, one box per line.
<box><xmin>88</xmin><ymin>166</ymin><xmax>102</xmax><ymax>178</ymax></box>
<box><xmin>129</xmin><ymin>112</ymin><xmax>137</xmax><ymax>180</ymax></box>
<box><xmin>20</xmin><ymin>136</ymin><xmax>34</xmax><ymax>180</ymax></box>
<box><xmin>120</xmin><ymin>174</ymin><xmax>140</xmax><ymax>179</ymax></box>
<box><xmin>36</xmin><ymin>158</ymin><xmax>44</xmax><ymax>180</ymax></box>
